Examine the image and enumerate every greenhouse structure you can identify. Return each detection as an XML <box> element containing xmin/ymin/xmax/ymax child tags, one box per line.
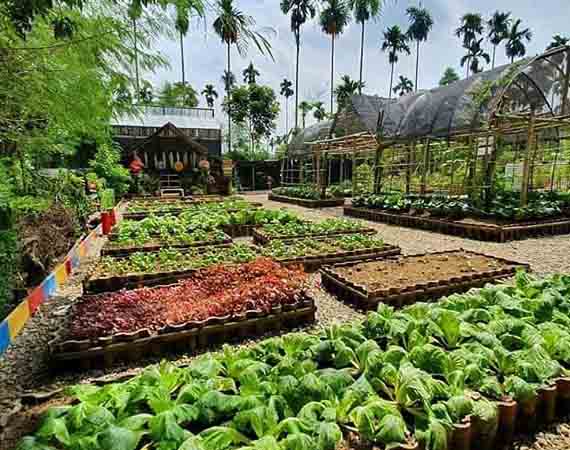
<box><xmin>283</xmin><ymin>45</ymin><xmax>570</xmax><ymax>206</ymax></box>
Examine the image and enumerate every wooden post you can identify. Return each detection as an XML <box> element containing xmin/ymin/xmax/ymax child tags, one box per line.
<box><xmin>373</xmin><ymin>141</ymin><xmax>383</xmax><ymax>194</ymax></box>
<box><xmin>562</xmin><ymin>48</ymin><xmax>570</xmax><ymax>116</ymax></box>
<box><xmin>521</xmin><ymin>110</ymin><xmax>537</xmax><ymax>206</ymax></box>
<box><xmin>405</xmin><ymin>143</ymin><xmax>412</xmax><ymax>194</ymax></box>
<box><xmin>315</xmin><ymin>148</ymin><xmax>322</xmax><ymax>198</ymax></box>
<box><xmin>340</xmin><ymin>156</ymin><xmax>344</xmax><ymax>183</ymax></box>
<box><xmin>420</xmin><ymin>139</ymin><xmax>430</xmax><ymax>196</ymax></box>
<box><xmin>484</xmin><ymin>133</ymin><xmax>499</xmax><ymax>205</ymax></box>
<box><xmin>352</xmin><ymin>152</ymin><xmax>357</xmax><ymax>194</ymax></box>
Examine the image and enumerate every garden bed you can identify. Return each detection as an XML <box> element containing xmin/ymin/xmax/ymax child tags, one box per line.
<box><xmin>268</xmin><ymin>192</ymin><xmax>345</xmax><ymax>208</ymax></box>
<box><xmin>51</xmin><ymin>259</ymin><xmax>315</xmax><ymax>369</ymax></box>
<box><xmin>253</xmin><ymin>218</ymin><xmax>376</xmax><ymax>245</ymax></box>
<box><xmin>49</xmin><ymin>299</ymin><xmax>316</xmax><ymax>370</ymax></box>
<box><xmin>101</xmin><ymin>232</ymin><xmax>233</xmax><ymax>257</ymax></box>
<box><xmin>321</xmin><ymin>249</ymin><xmax>529</xmax><ymax>310</ymax></box>
<box><xmin>221</xmin><ymin>223</ymin><xmax>260</xmax><ymax>238</ymax></box>
<box><xmin>84</xmin><ymin>244</ymin><xmax>258</xmax><ymax>293</ymax></box>
<box><xmin>259</xmin><ymin>233</ymin><xmax>400</xmax><ymax>272</ymax></box>
<box><xmin>344</xmin><ymin>206</ymin><xmax>570</xmax><ymax>242</ymax></box>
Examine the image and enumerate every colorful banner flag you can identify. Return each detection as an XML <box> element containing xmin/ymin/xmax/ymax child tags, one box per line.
<box><xmin>42</xmin><ymin>274</ymin><xmax>57</xmax><ymax>298</ymax></box>
<box><xmin>8</xmin><ymin>300</ymin><xmax>30</xmax><ymax>340</ymax></box>
<box><xmin>55</xmin><ymin>264</ymin><xmax>67</xmax><ymax>286</ymax></box>
<box><xmin>0</xmin><ymin>321</ymin><xmax>10</xmax><ymax>355</ymax></box>
<box><xmin>28</xmin><ymin>287</ymin><xmax>45</xmax><ymax>315</ymax></box>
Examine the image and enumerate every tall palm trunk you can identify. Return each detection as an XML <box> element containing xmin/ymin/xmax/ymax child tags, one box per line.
<box><xmin>491</xmin><ymin>44</ymin><xmax>497</xmax><ymax>69</ymax></box>
<box><xmin>180</xmin><ymin>32</ymin><xmax>186</xmax><ymax>85</ymax></box>
<box><xmin>227</xmin><ymin>42</ymin><xmax>232</xmax><ymax>153</ymax></box>
<box><xmin>133</xmin><ymin>18</ymin><xmax>140</xmax><ymax>99</ymax></box>
<box><xmin>285</xmin><ymin>97</ymin><xmax>289</xmax><ymax>136</ymax></box>
<box><xmin>388</xmin><ymin>62</ymin><xmax>395</xmax><ymax>100</ymax></box>
<box><xmin>358</xmin><ymin>21</ymin><xmax>365</xmax><ymax>95</ymax></box>
<box><xmin>330</xmin><ymin>34</ymin><xmax>335</xmax><ymax>114</ymax></box>
<box><xmin>414</xmin><ymin>39</ymin><xmax>420</xmax><ymax>92</ymax></box>
<box><xmin>294</xmin><ymin>34</ymin><xmax>300</xmax><ymax>131</ymax></box>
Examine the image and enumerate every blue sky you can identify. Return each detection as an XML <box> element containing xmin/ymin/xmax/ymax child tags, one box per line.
<box><xmin>145</xmin><ymin>0</ymin><xmax>570</xmax><ymax>135</ymax></box>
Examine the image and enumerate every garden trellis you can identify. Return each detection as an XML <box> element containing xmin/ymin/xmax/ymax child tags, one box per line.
<box><xmin>283</xmin><ymin>45</ymin><xmax>570</xmax><ymax>206</ymax></box>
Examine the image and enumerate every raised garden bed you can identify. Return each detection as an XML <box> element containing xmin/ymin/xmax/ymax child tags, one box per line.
<box><xmin>321</xmin><ymin>249</ymin><xmax>529</xmax><ymax>310</ymax></box>
<box><xmin>221</xmin><ymin>223</ymin><xmax>260</xmax><ymax>238</ymax></box>
<box><xmin>51</xmin><ymin>259</ymin><xmax>315</xmax><ymax>369</ymax></box>
<box><xmin>85</xmin><ymin>244</ymin><xmax>258</xmax><ymax>293</ymax></box>
<box><xmin>268</xmin><ymin>192</ymin><xmax>345</xmax><ymax>208</ymax></box>
<box><xmin>50</xmin><ymin>298</ymin><xmax>316</xmax><ymax>370</ymax></box>
<box><xmin>344</xmin><ymin>205</ymin><xmax>570</xmax><ymax>242</ymax></box>
<box><xmin>102</xmin><ymin>232</ymin><xmax>232</xmax><ymax>257</ymax></box>
<box><xmin>259</xmin><ymin>233</ymin><xmax>400</xmax><ymax>272</ymax></box>
<box><xmin>253</xmin><ymin>219</ymin><xmax>376</xmax><ymax>245</ymax></box>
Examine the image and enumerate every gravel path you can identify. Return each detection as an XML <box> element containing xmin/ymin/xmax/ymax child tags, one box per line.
<box><xmin>2</xmin><ymin>192</ymin><xmax>570</xmax><ymax>450</ymax></box>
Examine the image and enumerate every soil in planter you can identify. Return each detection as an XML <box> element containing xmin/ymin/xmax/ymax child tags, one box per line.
<box><xmin>330</xmin><ymin>251</ymin><xmax>513</xmax><ymax>292</ymax></box>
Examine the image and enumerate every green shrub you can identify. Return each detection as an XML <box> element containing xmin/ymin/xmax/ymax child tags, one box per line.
<box><xmin>89</xmin><ymin>143</ymin><xmax>131</xmax><ymax>197</ymax></box>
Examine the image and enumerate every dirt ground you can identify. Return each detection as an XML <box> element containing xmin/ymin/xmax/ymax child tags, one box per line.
<box><xmin>2</xmin><ymin>191</ymin><xmax>570</xmax><ymax>450</ymax></box>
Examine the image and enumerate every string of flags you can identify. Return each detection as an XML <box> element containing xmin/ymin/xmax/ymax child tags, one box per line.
<box><xmin>0</xmin><ymin>225</ymin><xmax>101</xmax><ymax>357</ymax></box>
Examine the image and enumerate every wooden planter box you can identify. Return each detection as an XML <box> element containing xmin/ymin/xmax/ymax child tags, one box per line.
<box><xmin>344</xmin><ymin>206</ymin><xmax>570</xmax><ymax>242</ymax></box>
<box><xmin>320</xmin><ymin>249</ymin><xmax>529</xmax><ymax>311</ymax></box>
<box><xmin>101</xmin><ymin>236</ymin><xmax>233</xmax><ymax>257</ymax></box>
<box><xmin>276</xmin><ymin>244</ymin><xmax>401</xmax><ymax>272</ymax></box>
<box><xmin>268</xmin><ymin>193</ymin><xmax>345</xmax><ymax>208</ymax></box>
<box><xmin>49</xmin><ymin>297</ymin><xmax>316</xmax><ymax>371</ymax></box>
<box><xmin>221</xmin><ymin>224</ymin><xmax>260</xmax><ymax>238</ymax></box>
<box><xmin>253</xmin><ymin>227</ymin><xmax>377</xmax><ymax>246</ymax></box>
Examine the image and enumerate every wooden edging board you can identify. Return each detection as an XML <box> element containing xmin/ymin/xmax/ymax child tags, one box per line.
<box><xmin>252</xmin><ymin>227</ymin><xmax>377</xmax><ymax>246</ymax></box>
<box><xmin>268</xmin><ymin>193</ymin><xmax>345</xmax><ymax>208</ymax></box>
<box><xmin>320</xmin><ymin>249</ymin><xmax>530</xmax><ymax>311</ymax></box>
<box><xmin>344</xmin><ymin>206</ymin><xmax>570</xmax><ymax>242</ymax></box>
<box><xmin>277</xmin><ymin>244</ymin><xmax>401</xmax><ymax>272</ymax></box>
<box><xmin>49</xmin><ymin>298</ymin><xmax>316</xmax><ymax>371</ymax></box>
<box><xmin>101</xmin><ymin>236</ymin><xmax>233</xmax><ymax>257</ymax></box>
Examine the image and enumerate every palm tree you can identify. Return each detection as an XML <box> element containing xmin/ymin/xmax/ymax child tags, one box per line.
<box><xmin>299</xmin><ymin>101</ymin><xmax>313</xmax><ymax>128</ymax></box>
<box><xmin>313</xmin><ymin>101</ymin><xmax>327</xmax><ymax>121</ymax></box>
<box><xmin>439</xmin><ymin>67</ymin><xmax>460</xmax><ymax>86</ymax></box>
<box><xmin>487</xmin><ymin>11</ymin><xmax>511</xmax><ymax>69</ymax></box>
<box><xmin>455</xmin><ymin>13</ymin><xmax>484</xmax><ymax>77</ymax></box>
<box><xmin>281</xmin><ymin>0</ymin><xmax>317</xmax><ymax>131</ymax></box>
<box><xmin>349</xmin><ymin>0</ymin><xmax>382</xmax><ymax>94</ymax></box>
<box><xmin>381</xmin><ymin>25</ymin><xmax>410</xmax><ymax>100</ymax></box>
<box><xmin>461</xmin><ymin>38</ymin><xmax>490</xmax><ymax>74</ymax></box>
<box><xmin>221</xmin><ymin>70</ymin><xmax>236</xmax><ymax>91</ymax></box>
<box><xmin>280</xmin><ymin>78</ymin><xmax>294</xmax><ymax>135</ymax></box>
<box><xmin>202</xmin><ymin>84</ymin><xmax>219</xmax><ymax>108</ymax></box>
<box><xmin>406</xmin><ymin>6</ymin><xmax>433</xmax><ymax>92</ymax></box>
<box><xmin>320</xmin><ymin>0</ymin><xmax>351</xmax><ymax>115</ymax></box>
<box><xmin>334</xmin><ymin>75</ymin><xmax>364</xmax><ymax>111</ymax></box>
<box><xmin>505</xmin><ymin>19</ymin><xmax>533</xmax><ymax>64</ymax></box>
<box><xmin>174</xmin><ymin>1</ymin><xmax>206</xmax><ymax>85</ymax></box>
<box><xmin>213</xmin><ymin>0</ymin><xmax>273</xmax><ymax>153</ymax></box>
<box><xmin>242</xmin><ymin>62</ymin><xmax>260</xmax><ymax>84</ymax></box>
<box><xmin>393</xmin><ymin>75</ymin><xmax>414</xmax><ymax>97</ymax></box>
<box><xmin>547</xmin><ymin>34</ymin><xmax>570</xmax><ymax>50</ymax></box>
